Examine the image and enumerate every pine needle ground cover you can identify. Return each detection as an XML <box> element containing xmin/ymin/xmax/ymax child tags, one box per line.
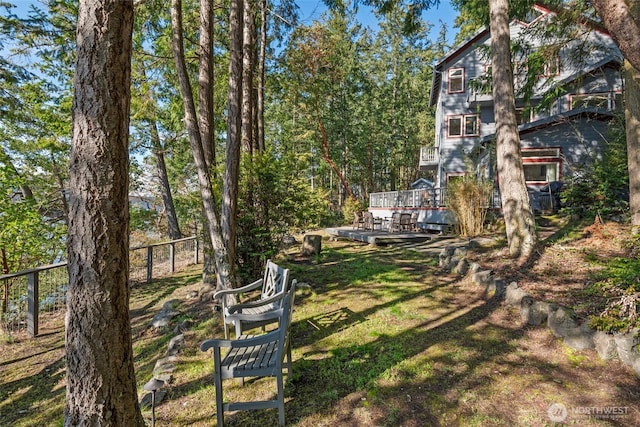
<box><xmin>1</xmin><ymin>230</ymin><xmax>640</xmax><ymax>426</ymax></box>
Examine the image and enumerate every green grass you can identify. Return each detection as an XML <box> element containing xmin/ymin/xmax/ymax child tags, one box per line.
<box><xmin>2</xmin><ymin>234</ymin><xmax>640</xmax><ymax>426</ymax></box>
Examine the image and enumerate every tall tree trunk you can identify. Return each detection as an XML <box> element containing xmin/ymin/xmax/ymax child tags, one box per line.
<box><xmin>489</xmin><ymin>0</ymin><xmax>537</xmax><ymax>258</ymax></box>
<box><xmin>139</xmin><ymin>62</ymin><xmax>182</xmax><ymax>240</ymax></box>
<box><xmin>151</xmin><ymin>138</ymin><xmax>182</xmax><ymax>240</ymax></box>
<box><xmin>170</xmin><ymin>0</ymin><xmax>236</xmax><ymax>292</ymax></box>
<box><xmin>198</xmin><ymin>0</ymin><xmax>217</xmax><ymax>285</ymax></box>
<box><xmin>593</xmin><ymin>0</ymin><xmax>640</xmax><ymax>72</ymax></box>
<box><xmin>65</xmin><ymin>1</ymin><xmax>143</xmax><ymax>425</ymax></box>
<box><xmin>625</xmin><ymin>1</ymin><xmax>640</xmax><ymax>233</ymax></box>
<box><xmin>223</xmin><ymin>0</ymin><xmax>244</xmax><ymax>267</ymax></box>
<box><xmin>199</xmin><ymin>0</ymin><xmax>215</xmax><ymax>169</ymax></box>
<box><xmin>593</xmin><ymin>0</ymin><xmax>640</xmax><ymax>233</ymax></box>
<box><xmin>625</xmin><ymin>60</ymin><xmax>640</xmax><ymax>232</ymax></box>
<box><xmin>257</xmin><ymin>0</ymin><xmax>267</xmax><ymax>152</ymax></box>
<box><xmin>313</xmin><ymin>97</ymin><xmax>354</xmax><ymax>199</ymax></box>
<box><xmin>241</xmin><ymin>0</ymin><xmax>255</xmax><ymax>154</ymax></box>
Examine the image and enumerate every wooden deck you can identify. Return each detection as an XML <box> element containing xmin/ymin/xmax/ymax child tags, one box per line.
<box><xmin>326</xmin><ymin>226</ymin><xmax>434</xmax><ymax>245</ymax></box>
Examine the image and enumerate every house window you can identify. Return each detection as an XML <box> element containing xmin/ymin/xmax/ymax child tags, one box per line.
<box><xmin>516</xmin><ymin>107</ymin><xmax>531</xmax><ymax>125</ymax></box>
<box><xmin>447</xmin><ymin>114</ymin><xmax>479</xmax><ymax>138</ymax></box>
<box><xmin>465</xmin><ymin>116</ymin><xmax>478</xmax><ymax>135</ymax></box>
<box><xmin>542</xmin><ymin>56</ymin><xmax>560</xmax><ymax>77</ymax></box>
<box><xmin>521</xmin><ymin>148</ymin><xmax>561</xmax><ymax>184</ymax></box>
<box><xmin>448</xmin><ymin>68</ymin><xmax>464</xmax><ymax>93</ymax></box>
<box><xmin>523</xmin><ymin>163</ymin><xmax>558</xmax><ymax>182</ymax></box>
<box><xmin>571</xmin><ymin>93</ymin><xmax>614</xmax><ymax>110</ymax></box>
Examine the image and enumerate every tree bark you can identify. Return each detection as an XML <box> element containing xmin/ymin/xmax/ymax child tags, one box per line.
<box><xmin>139</xmin><ymin>63</ymin><xmax>182</xmax><ymax>240</ymax></box>
<box><xmin>625</xmin><ymin>60</ymin><xmax>640</xmax><ymax>232</ymax></box>
<box><xmin>223</xmin><ymin>0</ymin><xmax>244</xmax><ymax>268</ymax></box>
<box><xmin>593</xmin><ymin>0</ymin><xmax>640</xmax><ymax>233</ymax></box>
<box><xmin>198</xmin><ymin>0</ymin><xmax>215</xmax><ymax>170</ymax></box>
<box><xmin>242</xmin><ymin>0</ymin><xmax>255</xmax><ymax>154</ymax></box>
<box><xmin>65</xmin><ymin>0</ymin><xmax>144</xmax><ymax>425</ymax></box>
<box><xmin>593</xmin><ymin>0</ymin><xmax>640</xmax><ymax>72</ymax></box>
<box><xmin>170</xmin><ymin>0</ymin><xmax>236</xmax><ymax>292</ymax></box>
<box><xmin>489</xmin><ymin>0</ymin><xmax>537</xmax><ymax>258</ymax></box>
<box><xmin>624</xmin><ymin>1</ymin><xmax>640</xmax><ymax>233</ymax></box>
<box><xmin>257</xmin><ymin>0</ymin><xmax>267</xmax><ymax>152</ymax></box>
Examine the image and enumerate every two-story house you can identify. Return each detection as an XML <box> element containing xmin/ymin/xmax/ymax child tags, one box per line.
<box><xmin>369</xmin><ymin>4</ymin><xmax>622</xmax><ymax>230</ymax></box>
<box><xmin>425</xmin><ymin>3</ymin><xmax>622</xmax><ymax>196</ymax></box>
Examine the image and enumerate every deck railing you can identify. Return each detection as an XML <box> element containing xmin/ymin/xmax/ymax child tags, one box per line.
<box><xmin>369</xmin><ymin>188</ymin><xmax>447</xmax><ymax>208</ymax></box>
<box><xmin>369</xmin><ymin>187</ymin><xmax>502</xmax><ymax>210</ymax></box>
<box><xmin>0</xmin><ymin>236</ymin><xmax>201</xmax><ymax>337</ymax></box>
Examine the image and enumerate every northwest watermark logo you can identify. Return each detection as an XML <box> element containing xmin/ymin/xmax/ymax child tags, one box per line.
<box><xmin>547</xmin><ymin>403</ymin><xmax>630</xmax><ymax>422</ymax></box>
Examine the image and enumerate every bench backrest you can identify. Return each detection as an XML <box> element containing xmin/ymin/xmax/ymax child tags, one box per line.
<box><xmin>261</xmin><ymin>260</ymin><xmax>290</xmax><ymax>301</ymax></box>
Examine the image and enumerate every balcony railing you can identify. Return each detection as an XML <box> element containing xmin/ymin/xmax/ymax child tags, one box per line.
<box><xmin>419</xmin><ymin>146</ymin><xmax>438</xmax><ymax>168</ymax></box>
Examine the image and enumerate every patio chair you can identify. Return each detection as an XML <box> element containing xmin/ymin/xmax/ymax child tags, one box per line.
<box><xmin>353</xmin><ymin>211</ymin><xmax>365</xmax><ymax>230</ymax></box>
<box><xmin>399</xmin><ymin>213</ymin><xmax>412</xmax><ymax>231</ymax></box>
<box><xmin>363</xmin><ymin>211</ymin><xmax>383</xmax><ymax>231</ymax></box>
<box><xmin>389</xmin><ymin>212</ymin><xmax>401</xmax><ymax>232</ymax></box>
<box><xmin>201</xmin><ymin>280</ymin><xmax>297</xmax><ymax>427</ymax></box>
<box><xmin>214</xmin><ymin>260</ymin><xmax>290</xmax><ymax>339</ymax></box>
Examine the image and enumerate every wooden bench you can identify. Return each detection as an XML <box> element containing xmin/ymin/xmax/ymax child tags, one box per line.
<box><xmin>214</xmin><ymin>260</ymin><xmax>290</xmax><ymax>338</ymax></box>
<box><xmin>201</xmin><ymin>280</ymin><xmax>297</xmax><ymax>426</ymax></box>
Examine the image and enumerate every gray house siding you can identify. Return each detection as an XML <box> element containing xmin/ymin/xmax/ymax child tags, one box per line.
<box><xmin>429</xmin><ymin>4</ymin><xmax>622</xmax><ymax>200</ymax></box>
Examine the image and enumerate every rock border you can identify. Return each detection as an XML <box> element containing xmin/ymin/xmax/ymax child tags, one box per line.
<box><xmin>438</xmin><ymin>245</ymin><xmax>640</xmax><ymax>377</ymax></box>
<box><xmin>139</xmin><ymin>290</ymin><xmax>199</xmax><ymax>409</ymax></box>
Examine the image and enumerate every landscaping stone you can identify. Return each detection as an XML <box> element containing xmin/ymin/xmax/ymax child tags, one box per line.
<box><xmin>593</xmin><ymin>331</ymin><xmax>618</xmax><ymax>360</ymax></box>
<box><xmin>453</xmin><ymin>247</ymin><xmax>468</xmax><ymax>259</ymax></box>
<box><xmin>153</xmin><ymin>356</ymin><xmax>177</xmax><ymax>382</ymax></box>
<box><xmin>167</xmin><ymin>334</ymin><xmax>185</xmax><ymax>355</ymax></box>
<box><xmin>505</xmin><ymin>282</ymin><xmax>527</xmax><ymax>306</ymax></box>
<box><xmin>453</xmin><ymin>258</ymin><xmax>469</xmax><ymax>276</ymax></box>
<box><xmin>438</xmin><ymin>247</ymin><xmax>455</xmax><ymax>270</ymax></box>
<box><xmin>173</xmin><ymin>319</ymin><xmax>193</xmax><ymax>335</ymax></box>
<box><xmin>162</xmin><ymin>299</ymin><xmax>181</xmax><ymax>311</ymax></box>
<box><xmin>140</xmin><ymin>390</ymin><xmax>167</xmax><ymax>409</ymax></box>
<box><xmin>563</xmin><ymin>323</ymin><xmax>595</xmax><ymax>350</ymax></box>
<box><xmin>520</xmin><ymin>296</ymin><xmax>549</xmax><ymax>326</ymax></box>
<box><xmin>614</xmin><ymin>329</ymin><xmax>640</xmax><ymax>367</ymax></box>
<box><xmin>151</xmin><ymin>309</ymin><xmax>180</xmax><ymax>328</ymax></box>
<box><xmin>282</xmin><ymin>235</ymin><xmax>297</xmax><ymax>247</ymax></box>
<box><xmin>468</xmin><ymin>262</ymin><xmax>481</xmax><ymax>275</ymax></box>
<box><xmin>472</xmin><ymin>270</ymin><xmax>493</xmax><ymax>286</ymax></box>
<box><xmin>547</xmin><ymin>304</ymin><xmax>579</xmax><ymax>338</ymax></box>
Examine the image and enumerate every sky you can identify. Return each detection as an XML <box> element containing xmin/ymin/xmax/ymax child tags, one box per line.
<box><xmin>295</xmin><ymin>0</ymin><xmax>459</xmax><ymax>43</ymax></box>
<box><xmin>8</xmin><ymin>0</ymin><xmax>459</xmax><ymax>43</ymax></box>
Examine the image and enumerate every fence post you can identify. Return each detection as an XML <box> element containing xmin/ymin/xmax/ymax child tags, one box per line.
<box><xmin>169</xmin><ymin>243</ymin><xmax>175</xmax><ymax>274</ymax></box>
<box><xmin>194</xmin><ymin>239</ymin><xmax>199</xmax><ymax>265</ymax></box>
<box><xmin>146</xmin><ymin>246</ymin><xmax>153</xmax><ymax>284</ymax></box>
<box><xmin>27</xmin><ymin>271</ymin><xmax>39</xmax><ymax>337</ymax></box>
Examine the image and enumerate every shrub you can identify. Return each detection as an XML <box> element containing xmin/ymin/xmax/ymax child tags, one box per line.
<box><xmin>447</xmin><ymin>176</ymin><xmax>493</xmax><ymax>237</ymax></box>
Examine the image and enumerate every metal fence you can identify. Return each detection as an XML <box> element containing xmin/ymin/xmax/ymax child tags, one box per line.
<box><xmin>0</xmin><ymin>236</ymin><xmax>201</xmax><ymax>337</ymax></box>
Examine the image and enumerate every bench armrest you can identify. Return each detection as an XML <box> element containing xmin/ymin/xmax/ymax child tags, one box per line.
<box><xmin>226</xmin><ymin>292</ymin><xmax>286</xmax><ymax>315</ymax></box>
<box><xmin>213</xmin><ymin>278</ymin><xmax>263</xmax><ymax>300</ymax></box>
<box><xmin>226</xmin><ymin>308</ymin><xmax>283</xmax><ymax>325</ymax></box>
